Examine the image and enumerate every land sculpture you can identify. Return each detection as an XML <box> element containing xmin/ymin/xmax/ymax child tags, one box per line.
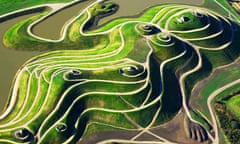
<box><xmin>0</xmin><ymin>0</ymin><xmax>240</xmax><ymax>143</ymax></box>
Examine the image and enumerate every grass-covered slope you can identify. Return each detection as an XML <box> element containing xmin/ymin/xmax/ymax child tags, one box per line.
<box><xmin>1</xmin><ymin>1</ymin><xmax>240</xmax><ymax>144</ymax></box>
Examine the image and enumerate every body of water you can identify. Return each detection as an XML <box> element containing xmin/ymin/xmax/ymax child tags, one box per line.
<box><xmin>0</xmin><ymin>14</ymin><xmax>42</xmax><ymax>112</ymax></box>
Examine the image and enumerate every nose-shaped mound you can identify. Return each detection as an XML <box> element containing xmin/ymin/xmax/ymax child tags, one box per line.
<box><xmin>149</xmin><ymin>32</ymin><xmax>186</xmax><ymax>61</ymax></box>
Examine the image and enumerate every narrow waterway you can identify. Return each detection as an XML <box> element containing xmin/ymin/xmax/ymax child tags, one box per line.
<box><xmin>32</xmin><ymin>0</ymin><xmax>94</xmax><ymax>40</ymax></box>
<box><xmin>0</xmin><ymin>14</ymin><xmax>43</xmax><ymax>113</ymax></box>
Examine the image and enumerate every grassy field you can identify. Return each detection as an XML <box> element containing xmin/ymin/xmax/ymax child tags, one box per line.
<box><xmin>203</xmin><ymin>0</ymin><xmax>240</xmax><ymax>21</ymax></box>
<box><xmin>1</xmin><ymin>1</ymin><xmax>240</xmax><ymax>143</ymax></box>
<box><xmin>190</xmin><ymin>55</ymin><xmax>240</xmax><ymax>119</ymax></box>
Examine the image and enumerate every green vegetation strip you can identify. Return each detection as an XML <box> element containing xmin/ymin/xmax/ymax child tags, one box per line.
<box><xmin>1</xmin><ymin>1</ymin><xmax>240</xmax><ymax>144</ymax></box>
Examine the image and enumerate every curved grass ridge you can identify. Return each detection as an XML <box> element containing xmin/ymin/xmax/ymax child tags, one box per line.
<box><xmin>0</xmin><ymin>0</ymin><xmax>240</xmax><ymax>143</ymax></box>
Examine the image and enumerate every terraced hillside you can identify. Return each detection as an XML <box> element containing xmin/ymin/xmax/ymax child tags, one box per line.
<box><xmin>0</xmin><ymin>0</ymin><xmax>240</xmax><ymax>143</ymax></box>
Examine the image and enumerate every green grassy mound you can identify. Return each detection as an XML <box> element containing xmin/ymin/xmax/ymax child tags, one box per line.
<box><xmin>167</xmin><ymin>11</ymin><xmax>209</xmax><ymax>31</ymax></box>
<box><xmin>1</xmin><ymin>1</ymin><xmax>240</xmax><ymax>144</ymax></box>
<box><xmin>150</xmin><ymin>32</ymin><xmax>185</xmax><ymax>61</ymax></box>
<box><xmin>163</xmin><ymin>8</ymin><xmax>233</xmax><ymax>48</ymax></box>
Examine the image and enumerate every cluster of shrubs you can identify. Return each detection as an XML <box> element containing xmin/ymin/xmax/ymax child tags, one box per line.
<box><xmin>215</xmin><ymin>102</ymin><xmax>240</xmax><ymax>143</ymax></box>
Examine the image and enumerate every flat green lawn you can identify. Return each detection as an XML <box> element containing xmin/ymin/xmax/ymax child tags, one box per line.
<box><xmin>0</xmin><ymin>0</ymin><xmax>73</xmax><ymax>15</ymax></box>
<box><xmin>226</xmin><ymin>94</ymin><xmax>240</xmax><ymax>117</ymax></box>
<box><xmin>203</xmin><ymin>0</ymin><xmax>240</xmax><ymax>22</ymax></box>
<box><xmin>195</xmin><ymin>61</ymin><xmax>240</xmax><ymax>118</ymax></box>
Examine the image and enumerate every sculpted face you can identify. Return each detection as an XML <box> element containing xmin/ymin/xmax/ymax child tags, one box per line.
<box><xmin>0</xmin><ymin>1</ymin><xmax>239</xmax><ymax>143</ymax></box>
